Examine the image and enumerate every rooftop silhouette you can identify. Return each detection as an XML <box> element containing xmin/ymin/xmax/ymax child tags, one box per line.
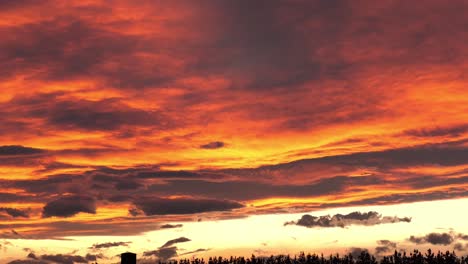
<box><xmin>121</xmin><ymin>252</ymin><xmax>137</xmax><ymax>264</ymax></box>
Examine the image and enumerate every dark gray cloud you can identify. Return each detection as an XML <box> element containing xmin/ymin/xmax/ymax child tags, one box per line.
<box><xmin>134</xmin><ymin>197</ymin><xmax>244</xmax><ymax>215</ymax></box>
<box><xmin>200</xmin><ymin>141</ymin><xmax>225</xmax><ymax>149</ymax></box>
<box><xmin>85</xmin><ymin>253</ymin><xmax>102</xmax><ymax>261</ymax></box>
<box><xmin>408</xmin><ymin>233</ymin><xmax>456</xmax><ymax>245</ymax></box>
<box><xmin>147</xmin><ymin>175</ymin><xmax>384</xmax><ymax>201</ymax></box>
<box><xmin>319</xmin><ymin>188</ymin><xmax>468</xmax><ymax>209</ymax></box>
<box><xmin>7</xmin><ymin>94</ymin><xmax>171</xmax><ymax>132</ymax></box>
<box><xmin>8</xmin><ymin>260</ymin><xmax>48</xmax><ymax>264</ymax></box>
<box><xmin>160</xmin><ymin>224</ymin><xmax>183</xmax><ymax>229</ymax></box>
<box><xmin>34</xmin><ymin>161</ymin><xmax>89</xmax><ymax>174</ymax></box>
<box><xmin>404</xmin><ymin>124</ymin><xmax>468</xmax><ymax>138</ymax></box>
<box><xmin>0</xmin><ymin>207</ymin><xmax>29</xmax><ymax>218</ymax></box>
<box><xmin>56</xmin><ymin>147</ymin><xmax>126</xmax><ymax>158</ymax></box>
<box><xmin>128</xmin><ymin>208</ymin><xmax>141</xmax><ymax>217</ymax></box>
<box><xmin>0</xmin><ymin>193</ymin><xmax>36</xmax><ymax>203</ymax></box>
<box><xmin>8</xmin><ymin>174</ymin><xmax>83</xmax><ymax>195</ymax></box>
<box><xmin>348</xmin><ymin>248</ymin><xmax>370</xmax><ymax>259</ymax></box>
<box><xmin>402</xmin><ymin>176</ymin><xmax>468</xmax><ymax>190</ymax></box>
<box><xmin>114</xmin><ymin>179</ymin><xmax>142</xmax><ymax>191</ymax></box>
<box><xmin>375</xmin><ymin>240</ymin><xmax>397</xmax><ymax>255</ymax></box>
<box><xmin>161</xmin><ymin>237</ymin><xmax>191</xmax><ymax>248</ymax></box>
<box><xmin>0</xmin><ymin>0</ymin><xmax>47</xmax><ymax>11</ymax></box>
<box><xmin>42</xmin><ymin>196</ymin><xmax>96</xmax><ymax>218</ymax></box>
<box><xmin>27</xmin><ymin>253</ymin><xmax>37</xmax><ymax>259</ymax></box>
<box><xmin>89</xmin><ymin>241</ymin><xmax>131</xmax><ymax>249</ymax></box>
<box><xmin>0</xmin><ymin>229</ymin><xmax>33</xmax><ymax>240</ymax></box>
<box><xmin>454</xmin><ymin>243</ymin><xmax>468</xmax><ymax>252</ymax></box>
<box><xmin>0</xmin><ymin>145</ymin><xmax>44</xmax><ymax>156</ymax></box>
<box><xmin>285</xmin><ymin>211</ymin><xmax>411</xmax><ymax>228</ymax></box>
<box><xmin>277</xmin><ymin>143</ymin><xmax>468</xmax><ymax>170</ymax></box>
<box><xmin>180</xmin><ymin>248</ymin><xmax>210</xmax><ymax>256</ymax></box>
<box><xmin>144</xmin><ymin>236</ymin><xmax>192</xmax><ymax>261</ymax></box>
<box><xmin>40</xmin><ymin>254</ymin><xmax>88</xmax><ymax>264</ymax></box>
<box><xmin>9</xmin><ymin>250</ymin><xmax>101</xmax><ymax>264</ymax></box>
<box><xmin>186</xmin><ymin>0</ymin><xmax>351</xmax><ymax>92</ymax></box>
<box><xmin>43</xmin><ymin>99</ymin><xmax>168</xmax><ymax>131</ymax></box>
<box><xmin>0</xmin><ymin>17</ymin><xmax>155</xmax><ymax>88</ymax></box>
<box><xmin>0</xmin><ymin>218</ymin><xmax>171</xmax><ymax>239</ymax></box>
<box><xmin>1</xmin><ymin>93</ymin><xmax>177</xmax><ymax>134</ymax></box>
<box><xmin>143</xmin><ymin>246</ymin><xmax>178</xmax><ymax>262</ymax></box>
<box><xmin>135</xmin><ymin>170</ymin><xmax>202</xmax><ymax>179</ymax></box>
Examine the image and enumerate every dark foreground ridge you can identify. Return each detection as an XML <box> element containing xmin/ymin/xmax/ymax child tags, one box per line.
<box><xmin>118</xmin><ymin>250</ymin><xmax>468</xmax><ymax>264</ymax></box>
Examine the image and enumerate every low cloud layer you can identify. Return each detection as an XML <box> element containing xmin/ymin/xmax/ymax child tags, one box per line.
<box><xmin>285</xmin><ymin>211</ymin><xmax>411</xmax><ymax>228</ymax></box>
<box><xmin>144</xmin><ymin>236</ymin><xmax>192</xmax><ymax>262</ymax></box>
<box><xmin>180</xmin><ymin>248</ymin><xmax>211</xmax><ymax>256</ymax></box>
<box><xmin>89</xmin><ymin>241</ymin><xmax>131</xmax><ymax>250</ymax></box>
<box><xmin>144</xmin><ymin>246</ymin><xmax>178</xmax><ymax>262</ymax></box>
<box><xmin>42</xmin><ymin>196</ymin><xmax>96</xmax><ymax>218</ymax></box>
<box><xmin>161</xmin><ymin>237</ymin><xmax>191</xmax><ymax>248</ymax></box>
<box><xmin>0</xmin><ymin>145</ymin><xmax>45</xmax><ymax>156</ymax></box>
<box><xmin>160</xmin><ymin>224</ymin><xmax>183</xmax><ymax>229</ymax></box>
<box><xmin>348</xmin><ymin>248</ymin><xmax>370</xmax><ymax>259</ymax></box>
<box><xmin>40</xmin><ymin>254</ymin><xmax>88</xmax><ymax>264</ymax></box>
<box><xmin>8</xmin><ymin>260</ymin><xmax>48</xmax><ymax>264</ymax></box>
<box><xmin>375</xmin><ymin>240</ymin><xmax>397</xmax><ymax>255</ymax></box>
<box><xmin>134</xmin><ymin>197</ymin><xmax>244</xmax><ymax>215</ymax></box>
<box><xmin>9</xmin><ymin>252</ymin><xmax>101</xmax><ymax>264</ymax></box>
<box><xmin>0</xmin><ymin>207</ymin><xmax>29</xmax><ymax>218</ymax></box>
<box><xmin>454</xmin><ymin>243</ymin><xmax>468</xmax><ymax>252</ymax></box>
<box><xmin>408</xmin><ymin>232</ymin><xmax>468</xmax><ymax>246</ymax></box>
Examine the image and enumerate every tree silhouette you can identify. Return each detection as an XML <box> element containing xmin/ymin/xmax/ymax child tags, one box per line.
<box><xmin>137</xmin><ymin>249</ymin><xmax>467</xmax><ymax>264</ymax></box>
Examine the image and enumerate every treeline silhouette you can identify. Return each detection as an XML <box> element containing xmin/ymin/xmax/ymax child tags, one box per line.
<box><xmin>148</xmin><ymin>250</ymin><xmax>468</xmax><ymax>264</ymax></box>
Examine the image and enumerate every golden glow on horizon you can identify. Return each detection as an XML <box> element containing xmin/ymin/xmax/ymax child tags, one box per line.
<box><xmin>9</xmin><ymin>198</ymin><xmax>456</xmax><ymax>263</ymax></box>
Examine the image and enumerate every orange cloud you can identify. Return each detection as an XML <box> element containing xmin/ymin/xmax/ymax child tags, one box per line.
<box><xmin>0</xmin><ymin>0</ymin><xmax>467</xmax><ymax>260</ymax></box>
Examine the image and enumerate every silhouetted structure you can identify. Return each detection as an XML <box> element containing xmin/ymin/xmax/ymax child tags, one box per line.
<box><xmin>121</xmin><ymin>252</ymin><xmax>136</xmax><ymax>264</ymax></box>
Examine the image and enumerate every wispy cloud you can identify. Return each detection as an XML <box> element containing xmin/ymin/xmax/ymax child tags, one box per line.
<box><xmin>89</xmin><ymin>241</ymin><xmax>131</xmax><ymax>250</ymax></box>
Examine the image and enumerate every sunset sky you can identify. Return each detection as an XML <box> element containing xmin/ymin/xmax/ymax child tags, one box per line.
<box><xmin>1</xmin><ymin>0</ymin><xmax>468</xmax><ymax>263</ymax></box>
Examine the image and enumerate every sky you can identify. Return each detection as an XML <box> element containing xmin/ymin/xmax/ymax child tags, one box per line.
<box><xmin>0</xmin><ymin>0</ymin><xmax>467</xmax><ymax>263</ymax></box>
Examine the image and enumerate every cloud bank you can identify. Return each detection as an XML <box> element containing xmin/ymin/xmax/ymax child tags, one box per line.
<box><xmin>285</xmin><ymin>211</ymin><xmax>411</xmax><ymax>228</ymax></box>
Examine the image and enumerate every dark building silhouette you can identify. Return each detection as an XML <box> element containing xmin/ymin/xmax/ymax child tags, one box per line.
<box><xmin>121</xmin><ymin>252</ymin><xmax>136</xmax><ymax>264</ymax></box>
